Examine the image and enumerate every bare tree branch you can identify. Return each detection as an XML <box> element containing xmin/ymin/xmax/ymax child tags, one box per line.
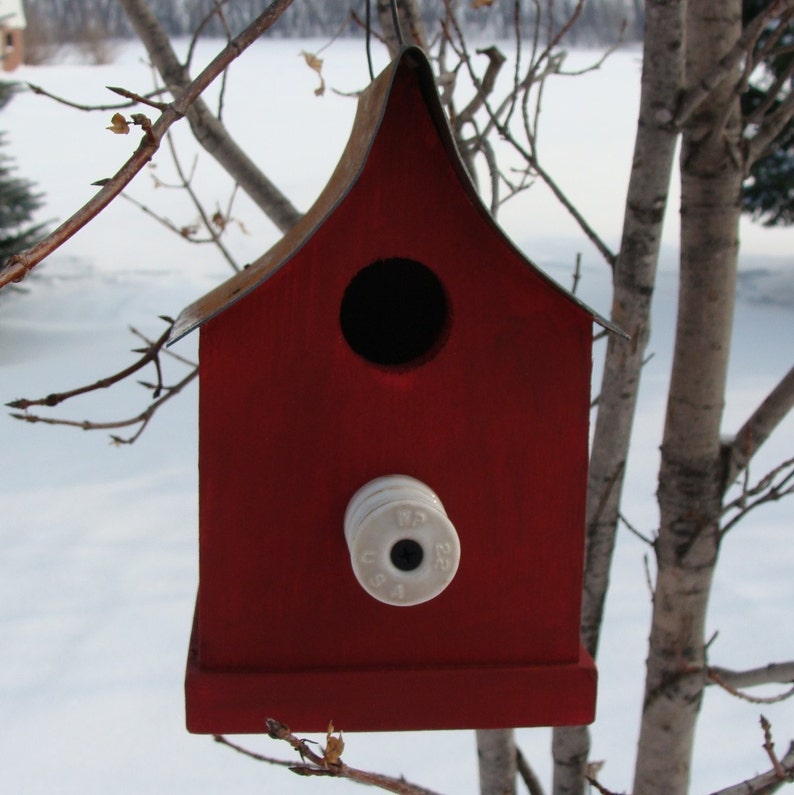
<box><xmin>118</xmin><ymin>0</ymin><xmax>301</xmax><ymax>231</ymax></box>
<box><xmin>6</xmin><ymin>320</ymin><xmax>199</xmax><ymax>444</ymax></box>
<box><xmin>708</xmin><ymin>667</ymin><xmax>794</xmax><ymax>705</ymax></box>
<box><xmin>516</xmin><ymin>746</ymin><xmax>546</xmax><ymax>795</ymax></box>
<box><xmin>455</xmin><ymin>46</ymin><xmax>507</xmax><ymax>130</ymax></box>
<box><xmin>673</xmin><ymin>0</ymin><xmax>794</xmax><ymax>128</ymax></box>
<box><xmin>710</xmin><ymin>736</ymin><xmax>794</xmax><ymax>795</ymax></box>
<box><xmin>722</xmin><ymin>365</ymin><xmax>794</xmax><ymax>492</ymax></box>
<box><xmin>6</xmin><ymin>322</ymin><xmax>174</xmax><ymax>410</ymax></box>
<box><xmin>0</xmin><ymin>0</ymin><xmax>296</xmax><ymax>290</ymax></box>
<box><xmin>708</xmin><ymin>662</ymin><xmax>794</xmax><ymax>690</ymax></box>
<box><xmin>212</xmin><ymin>734</ymin><xmax>303</xmax><ymax>770</ymax></box>
<box><xmin>259</xmin><ymin>718</ymin><xmax>445</xmax><ymax>795</ymax></box>
<box><xmin>9</xmin><ymin>364</ymin><xmax>198</xmax><ymax>445</ymax></box>
<box><xmin>721</xmin><ymin>456</ymin><xmax>794</xmax><ymax>535</ymax></box>
<box><xmin>746</xmin><ymin>88</ymin><xmax>794</xmax><ymax>169</ymax></box>
<box><xmin>27</xmin><ymin>81</ymin><xmax>168</xmax><ymax>112</ymax></box>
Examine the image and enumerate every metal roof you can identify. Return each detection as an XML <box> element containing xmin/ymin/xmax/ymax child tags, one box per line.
<box><xmin>169</xmin><ymin>47</ymin><xmax>623</xmax><ymax>345</ymax></box>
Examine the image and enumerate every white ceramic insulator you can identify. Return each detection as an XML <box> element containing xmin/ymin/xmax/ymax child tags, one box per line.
<box><xmin>344</xmin><ymin>475</ymin><xmax>461</xmax><ymax>606</ymax></box>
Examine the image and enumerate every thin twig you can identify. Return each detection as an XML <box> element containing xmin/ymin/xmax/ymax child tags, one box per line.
<box><xmin>5</xmin><ymin>319</ymin><xmax>200</xmax><ymax>444</ymax></box>
<box><xmin>709</xmin><ymin>738</ymin><xmax>794</xmax><ymax>795</ymax></box>
<box><xmin>761</xmin><ymin>716</ymin><xmax>792</xmax><ymax>782</ymax></box>
<box><xmin>708</xmin><ymin>669</ymin><xmax>794</xmax><ymax>705</ymax></box>
<box><xmin>584</xmin><ymin>775</ymin><xmax>625</xmax><ymax>795</ymax></box>
<box><xmin>619</xmin><ymin>512</ymin><xmax>655</xmax><ymax>545</ymax></box>
<box><xmin>27</xmin><ymin>82</ymin><xmax>168</xmax><ymax>112</ymax></box>
<box><xmin>262</xmin><ymin>718</ymin><xmax>445</xmax><ymax>795</ymax></box>
<box><xmin>720</xmin><ymin>457</ymin><xmax>794</xmax><ymax>535</ymax></box>
<box><xmin>9</xmin><ymin>365</ymin><xmax>198</xmax><ymax>445</ymax></box>
<box><xmin>707</xmin><ymin>662</ymin><xmax>794</xmax><ymax>690</ymax></box>
<box><xmin>106</xmin><ymin>85</ymin><xmax>170</xmax><ymax>111</ymax></box>
<box><xmin>6</xmin><ymin>322</ymin><xmax>173</xmax><ymax>410</ymax></box>
<box><xmin>212</xmin><ymin>735</ymin><xmax>296</xmax><ymax>769</ymax></box>
<box><xmin>516</xmin><ymin>746</ymin><xmax>546</xmax><ymax>795</ymax></box>
<box><xmin>0</xmin><ymin>0</ymin><xmax>296</xmax><ymax>290</ymax></box>
<box><xmin>571</xmin><ymin>252</ymin><xmax>582</xmax><ymax>295</ymax></box>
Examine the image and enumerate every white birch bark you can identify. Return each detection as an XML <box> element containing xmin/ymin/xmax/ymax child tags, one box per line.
<box><xmin>632</xmin><ymin>2</ymin><xmax>744</xmax><ymax>793</ymax></box>
<box><xmin>376</xmin><ymin>0</ymin><xmax>428</xmax><ymax>59</ymax></box>
<box><xmin>476</xmin><ymin>729</ymin><xmax>517</xmax><ymax>795</ymax></box>
<box><xmin>551</xmin><ymin>2</ymin><xmax>685</xmax><ymax>791</ymax></box>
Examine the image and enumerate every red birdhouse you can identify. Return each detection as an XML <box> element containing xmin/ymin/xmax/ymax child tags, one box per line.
<box><xmin>170</xmin><ymin>47</ymin><xmax>615</xmax><ymax>734</ymax></box>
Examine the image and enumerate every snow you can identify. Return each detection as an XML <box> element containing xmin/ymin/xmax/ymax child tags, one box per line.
<box><xmin>1</xmin><ymin>38</ymin><xmax>793</xmax><ymax>794</ymax></box>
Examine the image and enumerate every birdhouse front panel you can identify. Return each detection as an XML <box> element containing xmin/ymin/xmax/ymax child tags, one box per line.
<box><xmin>180</xmin><ymin>49</ymin><xmax>599</xmax><ymax>733</ymax></box>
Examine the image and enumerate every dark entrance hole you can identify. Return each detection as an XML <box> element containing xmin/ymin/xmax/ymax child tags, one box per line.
<box><xmin>390</xmin><ymin>538</ymin><xmax>424</xmax><ymax>572</ymax></box>
<box><xmin>340</xmin><ymin>258</ymin><xmax>447</xmax><ymax>366</ymax></box>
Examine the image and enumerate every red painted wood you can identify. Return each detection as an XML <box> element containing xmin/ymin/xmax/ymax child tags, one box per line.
<box><xmin>186</xmin><ymin>615</ymin><xmax>597</xmax><ymax>732</ymax></box>
<box><xmin>186</xmin><ymin>51</ymin><xmax>597</xmax><ymax>733</ymax></box>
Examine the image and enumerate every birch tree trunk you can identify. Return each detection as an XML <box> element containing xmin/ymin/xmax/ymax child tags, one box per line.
<box><xmin>377</xmin><ymin>0</ymin><xmax>428</xmax><ymax>59</ymax></box>
<box><xmin>632</xmin><ymin>2</ymin><xmax>743</xmax><ymax>793</ymax></box>
<box><xmin>476</xmin><ymin>729</ymin><xmax>516</xmax><ymax>795</ymax></box>
<box><xmin>552</xmin><ymin>2</ymin><xmax>685</xmax><ymax>792</ymax></box>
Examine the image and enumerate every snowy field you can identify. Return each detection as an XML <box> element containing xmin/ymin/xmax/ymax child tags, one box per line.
<box><xmin>1</xmin><ymin>37</ymin><xmax>793</xmax><ymax>794</ymax></box>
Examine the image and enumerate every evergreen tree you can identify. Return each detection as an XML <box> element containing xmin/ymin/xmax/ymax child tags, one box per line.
<box><xmin>0</xmin><ymin>82</ymin><xmax>45</xmax><ymax>261</ymax></box>
<box><xmin>741</xmin><ymin>0</ymin><xmax>794</xmax><ymax>226</ymax></box>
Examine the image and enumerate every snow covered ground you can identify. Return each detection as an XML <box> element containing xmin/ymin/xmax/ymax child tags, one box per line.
<box><xmin>1</xmin><ymin>38</ymin><xmax>792</xmax><ymax>794</ymax></box>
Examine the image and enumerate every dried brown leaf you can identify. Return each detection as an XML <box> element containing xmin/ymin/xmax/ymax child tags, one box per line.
<box><xmin>300</xmin><ymin>50</ymin><xmax>326</xmax><ymax>97</ymax></box>
<box><xmin>472</xmin><ymin>0</ymin><xmax>495</xmax><ymax>7</ymax></box>
<box><xmin>323</xmin><ymin>721</ymin><xmax>344</xmax><ymax>766</ymax></box>
<box><xmin>106</xmin><ymin>112</ymin><xmax>130</xmax><ymax>134</ymax></box>
<box><xmin>300</xmin><ymin>50</ymin><xmax>323</xmax><ymax>74</ymax></box>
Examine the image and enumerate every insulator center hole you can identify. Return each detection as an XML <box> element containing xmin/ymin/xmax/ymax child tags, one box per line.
<box><xmin>390</xmin><ymin>538</ymin><xmax>424</xmax><ymax>572</ymax></box>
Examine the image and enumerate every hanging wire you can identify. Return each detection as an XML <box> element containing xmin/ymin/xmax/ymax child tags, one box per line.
<box><xmin>365</xmin><ymin>0</ymin><xmax>375</xmax><ymax>81</ymax></box>
<box><xmin>390</xmin><ymin>0</ymin><xmax>406</xmax><ymax>48</ymax></box>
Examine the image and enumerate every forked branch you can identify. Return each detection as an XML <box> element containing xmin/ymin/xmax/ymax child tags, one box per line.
<box><xmin>673</xmin><ymin>0</ymin><xmax>794</xmax><ymax>127</ymax></box>
<box><xmin>6</xmin><ymin>321</ymin><xmax>198</xmax><ymax>444</ymax></box>
<box><xmin>710</xmin><ymin>720</ymin><xmax>794</xmax><ymax>795</ymax></box>
<box><xmin>0</xmin><ymin>0</ymin><xmax>297</xmax><ymax>290</ymax></box>
<box><xmin>708</xmin><ymin>665</ymin><xmax>794</xmax><ymax>705</ymax></box>
<box><xmin>721</xmin><ymin>455</ymin><xmax>794</xmax><ymax>536</ymax></box>
<box><xmin>214</xmin><ymin>719</ymin><xmax>445</xmax><ymax>795</ymax></box>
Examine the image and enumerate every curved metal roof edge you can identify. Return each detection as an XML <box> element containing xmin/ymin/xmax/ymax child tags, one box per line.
<box><xmin>169</xmin><ymin>46</ymin><xmax>625</xmax><ymax>345</ymax></box>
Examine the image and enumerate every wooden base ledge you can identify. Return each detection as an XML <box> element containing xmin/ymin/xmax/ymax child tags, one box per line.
<box><xmin>186</xmin><ymin>642</ymin><xmax>597</xmax><ymax>734</ymax></box>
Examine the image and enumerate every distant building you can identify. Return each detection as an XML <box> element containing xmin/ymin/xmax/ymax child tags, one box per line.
<box><xmin>0</xmin><ymin>0</ymin><xmax>25</xmax><ymax>72</ymax></box>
